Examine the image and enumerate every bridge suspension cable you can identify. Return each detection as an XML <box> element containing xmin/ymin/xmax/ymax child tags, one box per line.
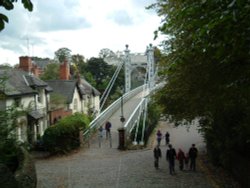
<box><xmin>99</xmin><ymin>60</ymin><xmax>124</xmax><ymax>112</ymax></box>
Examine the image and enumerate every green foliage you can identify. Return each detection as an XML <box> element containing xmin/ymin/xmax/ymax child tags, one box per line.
<box><xmin>99</xmin><ymin>48</ymin><xmax>116</xmax><ymax>58</ymax></box>
<box><xmin>0</xmin><ymin>0</ymin><xmax>33</xmax><ymax>31</ymax></box>
<box><xmin>86</xmin><ymin>58</ymin><xmax>113</xmax><ymax>92</ymax></box>
<box><xmin>0</xmin><ymin>106</ymin><xmax>19</xmax><ymax>172</ymax></box>
<box><xmin>150</xmin><ymin>0</ymin><xmax>250</xmax><ymax>176</ymax></box>
<box><xmin>54</xmin><ymin>47</ymin><xmax>72</xmax><ymax>63</ymax></box>
<box><xmin>39</xmin><ymin>63</ymin><xmax>60</xmax><ymax>80</ymax></box>
<box><xmin>43</xmin><ymin>113</ymin><xmax>90</xmax><ymax>154</ymax></box>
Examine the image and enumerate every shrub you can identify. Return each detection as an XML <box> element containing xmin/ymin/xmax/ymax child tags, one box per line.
<box><xmin>43</xmin><ymin>113</ymin><xmax>90</xmax><ymax>154</ymax></box>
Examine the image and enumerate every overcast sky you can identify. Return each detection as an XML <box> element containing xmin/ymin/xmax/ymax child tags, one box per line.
<box><xmin>0</xmin><ymin>0</ymin><xmax>163</xmax><ymax>65</ymax></box>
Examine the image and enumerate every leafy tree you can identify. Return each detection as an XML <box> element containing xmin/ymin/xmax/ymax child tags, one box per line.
<box><xmin>150</xmin><ymin>0</ymin><xmax>250</xmax><ymax>171</ymax></box>
<box><xmin>86</xmin><ymin>57</ymin><xmax>114</xmax><ymax>93</ymax></box>
<box><xmin>72</xmin><ymin>54</ymin><xmax>86</xmax><ymax>70</ymax></box>
<box><xmin>54</xmin><ymin>47</ymin><xmax>72</xmax><ymax>63</ymax></box>
<box><xmin>0</xmin><ymin>0</ymin><xmax>33</xmax><ymax>31</ymax></box>
<box><xmin>0</xmin><ymin>75</ymin><xmax>21</xmax><ymax>171</ymax></box>
<box><xmin>0</xmin><ymin>63</ymin><xmax>12</xmax><ymax>69</ymax></box>
<box><xmin>99</xmin><ymin>48</ymin><xmax>116</xmax><ymax>58</ymax></box>
<box><xmin>40</xmin><ymin>63</ymin><xmax>59</xmax><ymax>80</ymax></box>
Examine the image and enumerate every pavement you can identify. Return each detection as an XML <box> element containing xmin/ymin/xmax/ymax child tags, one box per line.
<box><xmin>35</xmin><ymin>121</ymin><xmax>216</xmax><ymax>188</ymax></box>
<box><xmin>35</xmin><ymin>93</ymin><xmax>216</xmax><ymax>188</ymax></box>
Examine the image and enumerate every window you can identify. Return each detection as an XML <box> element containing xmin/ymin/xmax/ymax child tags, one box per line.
<box><xmin>74</xmin><ymin>98</ymin><xmax>78</xmax><ymax>110</ymax></box>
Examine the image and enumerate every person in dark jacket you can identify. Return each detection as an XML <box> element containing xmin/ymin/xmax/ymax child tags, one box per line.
<box><xmin>105</xmin><ymin>121</ymin><xmax>112</xmax><ymax>139</ymax></box>
<box><xmin>166</xmin><ymin>144</ymin><xmax>176</xmax><ymax>175</ymax></box>
<box><xmin>177</xmin><ymin>148</ymin><xmax>185</xmax><ymax>170</ymax></box>
<box><xmin>189</xmin><ymin>144</ymin><xmax>198</xmax><ymax>171</ymax></box>
<box><xmin>165</xmin><ymin>131</ymin><xmax>170</xmax><ymax>145</ymax></box>
<box><xmin>156</xmin><ymin>130</ymin><xmax>162</xmax><ymax>146</ymax></box>
<box><xmin>153</xmin><ymin>145</ymin><xmax>162</xmax><ymax>169</ymax></box>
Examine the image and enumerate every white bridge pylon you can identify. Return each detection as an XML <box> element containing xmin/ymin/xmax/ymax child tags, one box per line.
<box><xmin>123</xmin><ymin>44</ymin><xmax>156</xmax><ymax>145</ymax></box>
<box><xmin>95</xmin><ymin>44</ymin><xmax>157</xmax><ymax>145</ymax></box>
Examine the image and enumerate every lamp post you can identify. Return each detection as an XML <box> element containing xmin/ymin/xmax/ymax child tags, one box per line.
<box><xmin>118</xmin><ymin>86</ymin><xmax>125</xmax><ymax>150</ymax></box>
<box><xmin>120</xmin><ymin>86</ymin><xmax>125</xmax><ymax>123</ymax></box>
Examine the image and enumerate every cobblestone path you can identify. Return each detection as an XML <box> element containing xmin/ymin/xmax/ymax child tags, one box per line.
<box><xmin>35</xmin><ymin>121</ymin><xmax>216</xmax><ymax>188</ymax></box>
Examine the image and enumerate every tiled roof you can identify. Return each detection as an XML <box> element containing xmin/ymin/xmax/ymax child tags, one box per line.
<box><xmin>0</xmin><ymin>69</ymin><xmax>49</xmax><ymax>96</ymax></box>
<box><xmin>46</xmin><ymin>80</ymin><xmax>76</xmax><ymax>104</ymax></box>
<box><xmin>47</xmin><ymin>78</ymin><xmax>100</xmax><ymax>104</ymax></box>
<box><xmin>78</xmin><ymin>78</ymin><xmax>100</xmax><ymax>96</ymax></box>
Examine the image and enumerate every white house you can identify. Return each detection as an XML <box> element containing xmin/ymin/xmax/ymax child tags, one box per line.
<box><xmin>0</xmin><ymin>66</ymin><xmax>52</xmax><ymax>144</ymax></box>
<box><xmin>46</xmin><ymin>61</ymin><xmax>100</xmax><ymax>123</ymax></box>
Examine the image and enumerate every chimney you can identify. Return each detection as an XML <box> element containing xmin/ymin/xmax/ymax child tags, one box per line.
<box><xmin>19</xmin><ymin>56</ymin><xmax>32</xmax><ymax>73</ymax></box>
<box><xmin>60</xmin><ymin>60</ymin><xmax>70</xmax><ymax>80</ymax></box>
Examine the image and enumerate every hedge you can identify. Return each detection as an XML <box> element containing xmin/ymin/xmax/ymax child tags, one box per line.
<box><xmin>43</xmin><ymin>113</ymin><xmax>90</xmax><ymax>154</ymax></box>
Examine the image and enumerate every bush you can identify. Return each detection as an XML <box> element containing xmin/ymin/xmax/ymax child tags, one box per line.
<box><xmin>0</xmin><ymin>139</ymin><xmax>18</xmax><ymax>173</ymax></box>
<box><xmin>43</xmin><ymin>113</ymin><xmax>90</xmax><ymax>154</ymax></box>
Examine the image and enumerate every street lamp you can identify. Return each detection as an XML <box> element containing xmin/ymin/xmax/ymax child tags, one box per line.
<box><xmin>118</xmin><ymin>86</ymin><xmax>125</xmax><ymax>150</ymax></box>
<box><xmin>120</xmin><ymin>86</ymin><xmax>125</xmax><ymax>123</ymax></box>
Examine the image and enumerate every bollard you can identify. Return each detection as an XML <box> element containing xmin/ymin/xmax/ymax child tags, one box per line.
<box><xmin>118</xmin><ymin>127</ymin><xmax>125</xmax><ymax>150</ymax></box>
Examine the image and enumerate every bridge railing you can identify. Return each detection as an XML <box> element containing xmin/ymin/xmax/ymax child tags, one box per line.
<box><xmin>122</xmin><ymin>82</ymin><xmax>165</xmax><ymax>142</ymax></box>
<box><xmin>82</xmin><ymin>85</ymin><xmax>145</xmax><ymax>145</ymax></box>
<box><xmin>123</xmin><ymin>98</ymin><xmax>146</xmax><ymax>134</ymax></box>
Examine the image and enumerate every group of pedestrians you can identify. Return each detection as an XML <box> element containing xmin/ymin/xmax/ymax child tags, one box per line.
<box><xmin>156</xmin><ymin>130</ymin><xmax>170</xmax><ymax>146</ymax></box>
<box><xmin>98</xmin><ymin>121</ymin><xmax>112</xmax><ymax>147</ymax></box>
<box><xmin>153</xmin><ymin>130</ymin><xmax>198</xmax><ymax>175</ymax></box>
<box><xmin>98</xmin><ymin>121</ymin><xmax>112</xmax><ymax>139</ymax></box>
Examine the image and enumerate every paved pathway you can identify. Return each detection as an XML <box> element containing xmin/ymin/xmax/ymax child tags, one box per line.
<box><xmin>35</xmin><ymin>93</ymin><xmax>216</xmax><ymax>188</ymax></box>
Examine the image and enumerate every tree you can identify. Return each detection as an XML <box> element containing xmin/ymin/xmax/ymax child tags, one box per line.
<box><xmin>40</xmin><ymin>63</ymin><xmax>60</xmax><ymax>80</ymax></box>
<box><xmin>86</xmin><ymin>57</ymin><xmax>113</xmax><ymax>93</ymax></box>
<box><xmin>99</xmin><ymin>48</ymin><xmax>116</xmax><ymax>58</ymax></box>
<box><xmin>54</xmin><ymin>47</ymin><xmax>72</xmax><ymax>63</ymax></box>
<box><xmin>0</xmin><ymin>0</ymin><xmax>33</xmax><ymax>31</ymax></box>
<box><xmin>150</xmin><ymin>0</ymin><xmax>250</xmax><ymax>173</ymax></box>
<box><xmin>0</xmin><ymin>74</ymin><xmax>20</xmax><ymax>171</ymax></box>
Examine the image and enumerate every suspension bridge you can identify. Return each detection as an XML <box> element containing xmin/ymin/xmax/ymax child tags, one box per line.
<box><xmin>83</xmin><ymin>44</ymin><xmax>159</xmax><ymax>148</ymax></box>
<box><xmin>35</xmin><ymin>44</ymin><xmax>212</xmax><ymax>188</ymax></box>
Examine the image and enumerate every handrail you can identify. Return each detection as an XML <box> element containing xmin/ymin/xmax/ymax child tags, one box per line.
<box><xmin>83</xmin><ymin>85</ymin><xmax>145</xmax><ymax>138</ymax></box>
<box><xmin>82</xmin><ymin>82</ymin><xmax>164</xmax><ymax>145</ymax></box>
<box><xmin>123</xmin><ymin>82</ymin><xmax>165</xmax><ymax>135</ymax></box>
<box><xmin>123</xmin><ymin>98</ymin><xmax>146</xmax><ymax>134</ymax></box>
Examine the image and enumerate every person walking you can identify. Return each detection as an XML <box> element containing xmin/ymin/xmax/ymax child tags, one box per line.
<box><xmin>177</xmin><ymin>148</ymin><xmax>185</xmax><ymax>171</ymax></box>
<box><xmin>156</xmin><ymin>130</ymin><xmax>162</xmax><ymax>146</ymax></box>
<box><xmin>165</xmin><ymin>131</ymin><xmax>170</xmax><ymax>145</ymax></box>
<box><xmin>105</xmin><ymin>121</ymin><xmax>112</xmax><ymax>139</ymax></box>
<box><xmin>153</xmin><ymin>145</ymin><xmax>162</xmax><ymax>169</ymax></box>
<box><xmin>189</xmin><ymin>144</ymin><xmax>198</xmax><ymax>171</ymax></box>
<box><xmin>166</xmin><ymin>144</ymin><xmax>176</xmax><ymax>175</ymax></box>
<box><xmin>98</xmin><ymin>126</ymin><xmax>103</xmax><ymax>147</ymax></box>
